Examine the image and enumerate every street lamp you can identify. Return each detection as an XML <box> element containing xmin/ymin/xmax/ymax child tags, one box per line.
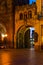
<box><xmin>1</xmin><ymin>34</ymin><xmax>8</xmax><ymax>41</ymax></box>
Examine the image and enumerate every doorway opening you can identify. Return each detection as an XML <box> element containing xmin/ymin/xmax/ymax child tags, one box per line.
<box><xmin>16</xmin><ymin>25</ymin><xmax>35</xmax><ymax>49</ymax></box>
<box><xmin>30</xmin><ymin>27</ymin><xmax>35</xmax><ymax>49</ymax></box>
<box><xmin>24</xmin><ymin>27</ymin><xmax>35</xmax><ymax>49</ymax></box>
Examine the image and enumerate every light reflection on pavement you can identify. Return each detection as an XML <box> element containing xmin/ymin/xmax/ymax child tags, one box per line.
<box><xmin>0</xmin><ymin>50</ymin><xmax>11</xmax><ymax>65</ymax></box>
<box><xmin>1</xmin><ymin>52</ymin><xmax>11</xmax><ymax>65</ymax></box>
<box><xmin>0</xmin><ymin>49</ymin><xmax>43</xmax><ymax>65</ymax></box>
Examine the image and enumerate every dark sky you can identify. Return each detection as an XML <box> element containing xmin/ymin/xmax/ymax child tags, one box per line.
<box><xmin>14</xmin><ymin>0</ymin><xmax>36</xmax><ymax>5</ymax></box>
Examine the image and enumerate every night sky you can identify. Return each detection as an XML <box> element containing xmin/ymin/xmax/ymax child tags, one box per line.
<box><xmin>14</xmin><ymin>0</ymin><xmax>36</xmax><ymax>6</ymax></box>
<box><xmin>29</xmin><ymin>0</ymin><xmax>36</xmax><ymax>4</ymax></box>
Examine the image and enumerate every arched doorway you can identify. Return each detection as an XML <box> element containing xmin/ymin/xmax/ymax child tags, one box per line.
<box><xmin>16</xmin><ymin>25</ymin><xmax>25</xmax><ymax>48</ymax></box>
<box><xmin>16</xmin><ymin>30</ymin><xmax>24</xmax><ymax>48</ymax></box>
<box><xmin>24</xmin><ymin>27</ymin><xmax>35</xmax><ymax>48</ymax></box>
<box><xmin>16</xmin><ymin>25</ymin><xmax>35</xmax><ymax>49</ymax></box>
<box><xmin>24</xmin><ymin>27</ymin><xmax>39</xmax><ymax>49</ymax></box>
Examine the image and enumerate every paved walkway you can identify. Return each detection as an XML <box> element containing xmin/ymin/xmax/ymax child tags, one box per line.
<box><xmin>0</xmin><ymin>49</ymin><xmax>43</xmax><ymax>65</ymax></box>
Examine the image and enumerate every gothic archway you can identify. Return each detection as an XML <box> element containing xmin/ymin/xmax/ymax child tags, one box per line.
<box><xmin>16</xmin><ymin>30</ymin><xmax>24</xmax><ymax>48</ymax></box>
<box><xmin>16</xmin><ymin>25</ymin><xmax>25</xmax><ymax>48</ymax></box>
<box><xmin>16</xmin><ymin>25</ymin><xmax>35</xmax><ymax>48</ymax></box>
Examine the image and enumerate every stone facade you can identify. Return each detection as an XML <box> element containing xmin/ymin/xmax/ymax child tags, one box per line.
<box><xmin>14</xmin><ymin>3</ymin><xmax>38</xmax><ymax>49</ymax></box>
<box><xmin>0</xmin><ymin>0</ymin><xmax>43</xmax><ymax>50</ymax></box>
<box><xmin>14</xmin><ymin>2</ymin><xmax>43</xmax><ymax>50</ymax></box>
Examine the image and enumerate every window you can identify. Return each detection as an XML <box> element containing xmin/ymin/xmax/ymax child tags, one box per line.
<box><xmin>20</xmin><ymin>13</ymin><xmax>23</xmax><ymax>20</ymax></box>
<box><xmin>24</xmin><ymin>13</ymin><xmax>27</xmax><ymax>20</ymax></box>
<box><xmin>28</xmin><ymin>11</ymin><xmax>32</xmax><ymax>18</ymax></box>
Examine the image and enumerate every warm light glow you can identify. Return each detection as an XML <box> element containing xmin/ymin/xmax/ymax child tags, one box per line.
<box><xmin>1</xmin><ymin>34</ymin><xmax>5</xmax><ymax>38</ymax></box>
<box><xmin>1</xmin><ymin>52</ymin><xmax>11</xmax><ymax>65</ymax></box>
<box><xmin>1</xmin><ymin>34</ymin><xmax>7</xmax><ymax>38</ymax></box>
<box><xmin>1</xmin><ymin>34</ymin><xmax>8</xmax><ymax>41</ymax></box>
<box><xmin>5</xmin><ymin>34</ymin><xmax>7</xmax><ymax>37</ymax></box>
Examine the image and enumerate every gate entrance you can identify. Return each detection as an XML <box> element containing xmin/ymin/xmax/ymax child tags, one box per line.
<box><xmin>16</xmin><ymin>26</ymin><xmax>35</xmax><ymax>49</ymax></box>
<box><xmin>24</xmin><ymin>27</ymin><xmax>35</xmax><ymax>48</ymax></box>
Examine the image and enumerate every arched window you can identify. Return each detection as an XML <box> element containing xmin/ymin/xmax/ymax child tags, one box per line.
<box><xmin>28</xmin><ymin>11</ymin><xmax>32</xmax><ymax>19</ymax></box>
<box><xmin>20</xmin><ymin>13</ymin><xmax>23</xmax><ymax>20</ymax></box>
<box><xmin>24</xmin><ymin>12</ymin><xmax>27</xmax><ymax>21</ymax></box>
<box><xmin>24</xmin><ymin>13</ymin><xmax>27</xmax><ymax>20</ymax></box>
